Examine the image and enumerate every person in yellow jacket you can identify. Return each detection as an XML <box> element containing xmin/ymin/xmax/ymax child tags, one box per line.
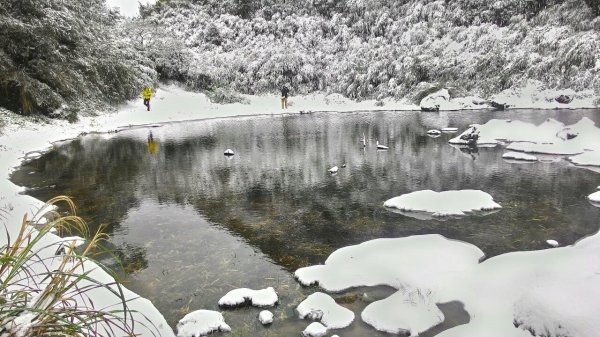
<box><xmin>142</xmin><ymin>86</ymin><xmax>153</xmax><ymax>111</ymax></box>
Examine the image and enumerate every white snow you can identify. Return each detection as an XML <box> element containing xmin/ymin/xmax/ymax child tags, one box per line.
<box><xmin>451</xmin><ymin>117</ymin><xmax>600</xmax><ymax>167</ymax></box>
<box><xmin>328</xmin><ymin>166</ymin><xmax>339</xmax><ymax>174</ymax></box>
<box><xmin>1</xmin><ymin>82</ymin><xmax>599</xmax><ymax>337</ymax></box>
<box><xmin>302</xmin><ymin>322</ymin><xmax>328</xmax><ymax>337</ymax></box>
<box><xmin>258</xmin><ymin>310</ymin><xmax>274</xmax><ymax>325</ymax></box>
<box><xmin>502</xmin><ymin>151</ymin><xmax>538</xmax><ymax>161</ymax></box>
<box><xmin>588</xmin><ymin>191</ymin><xmax>600</xmax><ymax>203</ymax></box>
<box><xmin>362</xmin><ymin>287</ymin><xmax>444</xmax><ymax>336</ymax></box>
<box><xmin>441</xmin><ymin>127</ymin><xmax>458</xmax><ymax>132</ymax></box>
<box><xmin>295</xmin><ymin>235</ymin><xmax>484</xmax><ymax>292</ymax></box>
<box><xmin>57</xmin><ymin>236</ymin><xmax>86</xmax><ymax>248</ymax></box>
<box><xmin>490</xmin><ymin>80</ymin><xmax>597</xmax><ymax>110</ymax></box>
<box><xmin>383</xmin><ymin>190</ymin><xmax>501</xmax><ymax>217</ymax></box>
<box><xmin>513</xmin><ymin>279</ymin><xmax>600</xmax><ymax>337</ymax></box>
<box><xmin>105</xmin><ymin>0</ymin><xmax>156</xmax><ymax>17</ymax></box>
<box><xmin>296</xmin><ymin>232</ymin><xmax>600</xmax><ymax>337</ymax></box>
<box><xmin>297</xmin><ymin>292</ymin><xmax>355</xmax><ymax>329</ymax></box>
<box><xmin>176</xmin><ymin>310</ymin><xmax>231</xmax><ymax>337</ymax></box>
<box><xmin>427</xmin><ymin>129</ymin><xmax>442</xmax><ymax>135</ymax></box>
<box><xmin>218</xmin><ymin>287</ymin><xmax>278</xmax><ymax>307</ymax></box>
<box><xmin>546</xmin><ymin>240</ymin><xmax>559</xmax><ymax>247</ymax></box>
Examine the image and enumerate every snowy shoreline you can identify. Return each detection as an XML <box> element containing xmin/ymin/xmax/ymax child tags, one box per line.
<box><xmin>1</xmin><ymin>83</ymin><xmax>599</xmax><ymax>336</ymax></box>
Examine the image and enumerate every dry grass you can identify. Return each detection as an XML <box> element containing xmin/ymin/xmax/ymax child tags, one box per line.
<box><xmin>0</xmin><ymin>196</ymin><xmax>158</xmax><ymax>336</ymax></box>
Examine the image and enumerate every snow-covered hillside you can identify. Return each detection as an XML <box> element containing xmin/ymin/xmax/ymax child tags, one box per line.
<box><xmin>142</xmin><ymin>0</ymin><xmax>600</xmax><ymax>104</ymax></box>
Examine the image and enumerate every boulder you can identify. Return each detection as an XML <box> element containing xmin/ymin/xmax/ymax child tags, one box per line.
<box><xmin>555</xmin><ymin>94</ymin><xmax>573</xmax><ymax>104</ymax></box>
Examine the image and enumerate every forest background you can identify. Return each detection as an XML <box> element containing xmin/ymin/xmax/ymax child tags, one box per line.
<box><xmin>1</xmin><ymin>0</ymin><xmax>599</xmax><ymax>119</ymax></box>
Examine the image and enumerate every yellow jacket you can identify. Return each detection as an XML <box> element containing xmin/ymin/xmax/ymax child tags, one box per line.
<box><xmin>142</xmin><ymin>87</ymin><xmax>153</xmax><ymax>99</ymax></box>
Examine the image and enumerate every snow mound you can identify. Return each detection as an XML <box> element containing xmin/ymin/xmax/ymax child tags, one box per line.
<box><xmin>362</xmin><ymin>287</ymin><xmax>444</xmax><ymax>335</ymax></box>
<box><xmin>258</xmin><ymin>310</ymin><xmax>273</xmax><ymax>325</ymax></box>
<box><xmin>588</xmin><ymin>191</ymin><xmax>600</xmax><ymax>203</ymax></box>
<box><xmin>218</xmin><ymin>287</ymin><xmax>278</xmax><ymax>307</ymax></box>
<box><xmin>383</xmin><ymin>190</ymin><xmax>501</xmax><ymax>217</ymax></box>
<box><xmin>502</xmin><ymin>152</ymin><xmax>537</xmax><ymax>161</ymax></box>
<box><xmin>176</xmin><ymin>310</ymin><xmax>231</xmax><ymax>337</ymax></box>
<box><xmin>302</xmin><ymin>322</ymin><xmax>328</xmax><ymax>337</ymax></box>
<box><xmin>297</xmin><ymin>292</ymin><xmax>355</xmax><ymax>329</ymax></box>
<box><xmin>294</xmin><ymin>235</ymin><xmax>484</xmax><ymax>292</ymax></box>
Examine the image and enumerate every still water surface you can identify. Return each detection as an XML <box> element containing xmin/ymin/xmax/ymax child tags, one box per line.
<box><xmin>11</xmin><ymin>109</ymin><xmax>600</xmax><ymax>336</ymax></box>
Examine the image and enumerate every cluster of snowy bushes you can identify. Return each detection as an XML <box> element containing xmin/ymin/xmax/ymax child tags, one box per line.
<box><xmin>142</xmin><ymin>0</ymin><xmax>600</xmax><ymax>102</ymax></box>
<box><xmin>0</xmin><ymin>0</ymin><xmax>156</xmax><ymax>118</ymax></box>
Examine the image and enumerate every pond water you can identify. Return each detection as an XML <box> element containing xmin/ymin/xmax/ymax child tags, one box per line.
<box><xmin>11</xmin><ymin>109</ymin><xmax>600</xmax><ymax>336</ymax></box>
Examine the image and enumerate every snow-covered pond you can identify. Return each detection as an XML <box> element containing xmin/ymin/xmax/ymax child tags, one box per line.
<box><xmin>10</xmin><ymin>109</ymin><xmax>600</xmax><ymax>336</ymax></box>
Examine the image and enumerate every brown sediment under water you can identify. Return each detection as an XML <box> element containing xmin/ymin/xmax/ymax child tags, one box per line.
<box><xmin>11</xmin><ymin>109</ymin><xmax>600</xmax><ymax>336</ymax></box>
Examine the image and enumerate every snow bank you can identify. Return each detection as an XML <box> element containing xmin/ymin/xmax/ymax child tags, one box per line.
<box><xmin>513</xmin><ymin>280</ymin><xmax>600</xmax><ymax>337</ymax></box>
<box><xmin>361</xmin><ymin>288</ymin><xmax>444</xmax><ymax>336</ymax></box>
<box><xmin>502</xmin><ymin>151</ymin><xmax>537</xmax><ymax>161</ymax></box>
<box><xmin>450</xmin><ymin>118</ymin><xmax>565</xmax><ymax>146</ymax></box>
<box><xmin>383</xmin><ymin>190</ymin><xmax>501</xmax><ymax>217</ymax></box>
<box><xmin>218</xmin><ymin>287</ymin><xmax>278</xmax><ymax>307</ymax></box>
<box><xmin>176</xmin><ymin>310</ymin><xmax>231</xmax><ymax>337</ymax></box>
<box><xmin>297</xmin><ymin>231</ymin><xmax>600</xmax><ymax>337</ymax></box>
<box><xmin>294</xmin><ymin>235</ymin><xmax>484</xmax><ymax>292</ymax></box>
<box><xmin>491</xmin><ymin>80</ymin><xmax>597</xmax><ymax>110</ymax></box>
<box><xmin>297</xmin><ymin>292</ymin><xmax>355</xmax><ymax>329</ymax></box>
<box><xmin>451</xmin><ymin>117</ymin><xmax>600</xmax><ymax>167</ymax></box>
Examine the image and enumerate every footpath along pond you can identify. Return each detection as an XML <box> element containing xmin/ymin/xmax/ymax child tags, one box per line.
<box><xmin>11</xmin><ymin>109</ymin><xmax>600</xmax><ymax>336</ymax></box>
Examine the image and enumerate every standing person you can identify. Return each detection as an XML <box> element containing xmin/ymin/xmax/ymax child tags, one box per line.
<box><xmin>281</xmin><ymin>85</ymin><xmax>290</xmax><ymax>109</ymax></box>
<box><xmin>142</xmin><ymin>86</ymin><xmax>153</xmax><ymax>111</ymax></box>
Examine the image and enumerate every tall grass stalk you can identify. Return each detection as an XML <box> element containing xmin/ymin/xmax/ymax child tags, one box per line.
<box><xmin>0</xmin><ymin>196</ymin><xmax>157</xmax><ymax>336</ymax></box>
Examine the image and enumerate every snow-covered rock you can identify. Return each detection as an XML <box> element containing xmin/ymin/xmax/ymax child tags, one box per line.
<box><xmin>383</xmin><ymin>190</ymin><xmax>501</xmax><ymax>217</ymax></box>
<box><xmin>297</xmin><ymin>292</ymin><xmax>355</xmax><ymax>329</ymax></box>
<box><xmin>302</xmin><ymin>322</ymin><xmax>328</xmax><ymax>337</ymax></box>
<box><xmin>294</xmin><ymin>235</ymin><xmax>484</xmax><ymax>292</ymax></box>
<box><xmin>546</xmin><ymin>240</ymin><xmax>559</xmax><ymax>248</ymax></box>
<box><xmin>176</xmin><ymin>310</ymin><xmax>231</xmax><ymax>337</ymax></box>
<box><xmin>258</xmin><ymin>310</ymin><xmax>274</xmax><ymax>325</ymax></box>
<box><xmin>218</xmin><ymin>287</ymin><xmax>278</xmax><ymax>307</ymax></box>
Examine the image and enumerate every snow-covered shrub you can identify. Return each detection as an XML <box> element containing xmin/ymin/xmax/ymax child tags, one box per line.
<box><xmin>206</xmin><ymin>87</ymin><xmax>250</xmax><ymax>104</ymax></box>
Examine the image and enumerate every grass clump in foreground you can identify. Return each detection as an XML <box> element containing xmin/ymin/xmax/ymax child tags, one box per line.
<box><xmin>0</xmin><ymin>196</ymin><xmax>158</xmax><ymax>336</ymax></box>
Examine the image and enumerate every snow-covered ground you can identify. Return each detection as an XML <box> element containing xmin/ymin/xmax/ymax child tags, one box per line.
<box><xmin>0</xmin><ymin>83</ymin><xmax>598</xmax><ymax>336</ymax></box>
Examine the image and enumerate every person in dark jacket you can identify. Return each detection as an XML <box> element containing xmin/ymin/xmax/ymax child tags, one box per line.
<box><xmin>281</xmin><ymin>86</ymin><xmax>290</xmax><ymax>109</ymax></box>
